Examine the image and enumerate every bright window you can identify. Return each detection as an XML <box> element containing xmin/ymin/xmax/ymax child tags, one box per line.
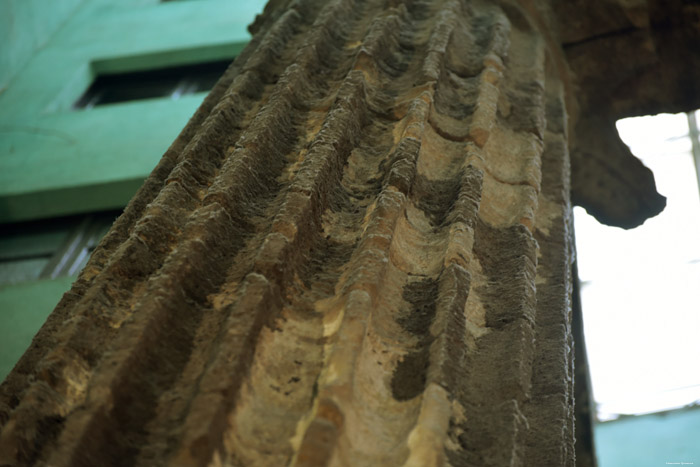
<box><xmin>575</xmin><ymin>111</ymin><xmax>700</xmax><ymax>420</ymax></box>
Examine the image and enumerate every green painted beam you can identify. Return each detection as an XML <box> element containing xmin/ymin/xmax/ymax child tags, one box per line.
<box><xmin>91</xmin><ymin>42</ymin><xmax>248</xmax><ymax>76</ymax></box>
<box><xmin>1</xmin><ymin>93</ymin><xmax>206</xmax><ymax>222</ymax></box>
<box><xmin>0</xmin><ymin>178</ymin><xmax>145</xmax><ymax>223</ymax></box>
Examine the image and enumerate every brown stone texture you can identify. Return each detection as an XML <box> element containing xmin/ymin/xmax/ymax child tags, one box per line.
<box><xmin>0</xmin><ymin>0</ymin><xmax>698</xmax><ymax>466</ymax></box>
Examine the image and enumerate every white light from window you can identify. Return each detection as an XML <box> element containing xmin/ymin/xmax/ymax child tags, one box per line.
<box><xmin>575</xmin><ymin>111</ymin><xmax>700</xmax><ymax>421</ymax></box>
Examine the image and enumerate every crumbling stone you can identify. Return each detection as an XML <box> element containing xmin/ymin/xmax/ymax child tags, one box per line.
<box><xmin>1</xmin><ymin>0</ymin><xmax>698</xmax><ymax>465</ymax></box>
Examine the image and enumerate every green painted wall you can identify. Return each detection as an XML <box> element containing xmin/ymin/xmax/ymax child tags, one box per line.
<box><xmin>0</xmin><ymin>276</ymin><xmax>77</xmax><ymax>380</ymax></box>
<box><xmin>596</xmin><ymin>408</ymin><xmax>700</xmax><ymax>466</ymax></box>
<box><xmin>0</xmin><ymin>0</ymin><xmax>85</xmax><ymax>91</ymax></box>
<box><xmin>0</xmin><ymin>0</ymin><xmax>266</xmax><ymax>379</ymax></box>
<box><xmin>0</xmin><ymin>0</ymin><xmax>267</xmax><ymax>223</ymax></box>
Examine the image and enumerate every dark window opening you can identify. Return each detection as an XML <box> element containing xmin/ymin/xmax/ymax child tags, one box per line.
<box><xmin>0</xmin><ymin>211</ymin><xmax>121</xmax><ymax>285</ymax></box>
<box><xmin>73</xmin><ymin>59</ymin><xmax>231</xmax><ymax>109</ymax></box>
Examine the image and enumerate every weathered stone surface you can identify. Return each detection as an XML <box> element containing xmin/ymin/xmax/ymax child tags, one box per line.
<box><xmin>1</xmin><ymin>0</ymin><xmax>697</xmax><ymax>466</ymax></box>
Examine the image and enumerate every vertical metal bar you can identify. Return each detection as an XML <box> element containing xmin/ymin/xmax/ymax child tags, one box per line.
<box><xmin>39</xmin><ymin>217</ymin><xmax>92</xmax><ymax>279</ymax></box>
<box><xmin>573</xmin><ymin>258</ymin><xmax>599</xmax><ymax>467</ymax></box>
<box><xmin>687</xmin><ymin>111</ymin><xmax>700</xmax><ymax>198</ymax></box>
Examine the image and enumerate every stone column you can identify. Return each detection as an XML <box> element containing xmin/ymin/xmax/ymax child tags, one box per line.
<box><xmin>2</xmin><ymin>0</ymin><xmax>693</xmax><ymax>465</ymax></box>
